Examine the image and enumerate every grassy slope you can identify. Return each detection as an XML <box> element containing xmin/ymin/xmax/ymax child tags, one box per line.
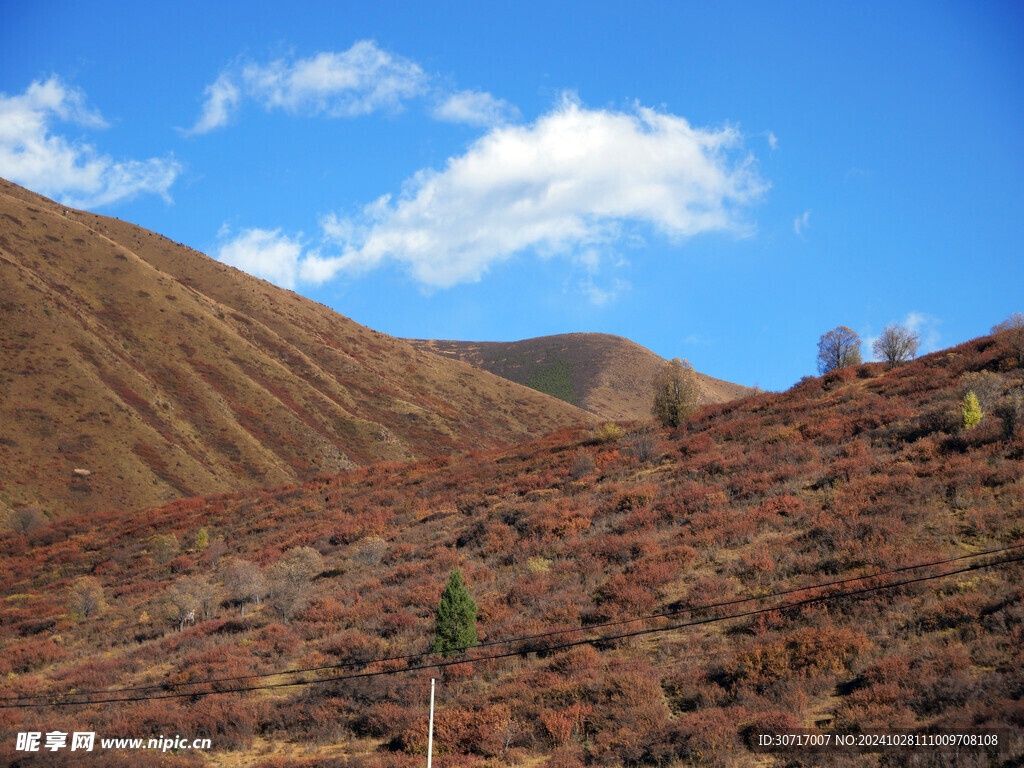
<box><xmin>408</xmin><ymin>334</ymin><xmax>754</xmax><ymax>422</ymax></box>
<box><xmin>1</xmin><ymin>333</ymin><xmax>1022</xmax><ymax>767</ymax></box>
<box><xmin>0</xmin><ymin>179</ymin><xmax>594</xmax><ymax>517</ymax></box>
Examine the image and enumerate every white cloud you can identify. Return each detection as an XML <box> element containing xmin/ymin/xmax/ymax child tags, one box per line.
<box><xmin>185</xmin><ymin>73</ymin><xmax>240</xmax><ymax>135</ymax></box>
<box><xmin>793</xmin><ymin>209</ymin><xmax>811</xmax><ymax>236</ymax></box>
<box><xmin>432</xmin><ymin>89</ymin><xmax>520</xmax><ymax>127</ymax></box>
<box><xmin>767</xmin><ymin>131</ymin><xmax>778</xmax><ymax>150</ymax></box>
<box><xmin>190</xmin><ymin>41</ymin><xmax>427</xmax><ymax>131</ymax></box>
<box><xmin>0</xmin><ymin>76</ymin><xmax>180</xmax><ymax>208</ymax></box>
<box><xmin>309</xmin><ymin>94</ymin><xmax>767</xmax><ymax>288</ymax></box>
<box><xmin>215</xmin><ymin>227</ymin><xmax>306</xmax><ymax>289</ymax></box>
<box><xmin>190</xmin><ymin>42</ymin><xmax>524</xmax><ymax>134</ymax></box>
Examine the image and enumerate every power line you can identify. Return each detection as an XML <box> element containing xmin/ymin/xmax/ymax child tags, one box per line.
<box><xmin>6</xmin><ymin>541</ymin><xmax>1019</xmax><ymax>702</ymax></box>
<box><xmin>4</xmin><ymin>550</ymin><xmax>1020</xmax><ymax>709</ymax></box>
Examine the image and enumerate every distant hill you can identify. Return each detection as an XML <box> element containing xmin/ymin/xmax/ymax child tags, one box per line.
<box><xmin>408</xmin><ymin>333</ymin><xmax>754</xmax><ymax>421</ymax></box>
<box><xmin>0</xmin><ymin>179</ymin><xmax>593</xmax><ymax>516</ymax></box>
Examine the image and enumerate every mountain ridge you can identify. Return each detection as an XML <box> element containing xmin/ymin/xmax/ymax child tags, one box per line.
<box><xmin>0</xmin><ymin>178</ymin><xmax>595</xmax><ymax>517</ymax></box>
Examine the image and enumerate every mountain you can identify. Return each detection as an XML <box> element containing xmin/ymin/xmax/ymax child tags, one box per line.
<box><xmin>2</xmin><ymin>332</ymin><xmax>1021</xmax><ymax>767</ymax></box>
<box><xmin>407</xmin><ymin>333</ymin><xmax>754</xmax><ymax>421</ymax></box>
<box><xmin>0</xmin><ymin>179</ymin><xmax>594</xmax><ymax>517</ymax></box>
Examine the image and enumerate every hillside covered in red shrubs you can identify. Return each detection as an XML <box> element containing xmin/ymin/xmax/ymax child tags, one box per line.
<box><xmin>1</xmin><ymin>332</ymin><xmax>1023</xmax><ymax>767</ymax></box>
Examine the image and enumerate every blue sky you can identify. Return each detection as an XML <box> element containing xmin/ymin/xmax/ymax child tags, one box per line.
<box><xmin>2</xmin><ymin>1</ymin><xmax>1021</xmax><ymax>391</ymax></box>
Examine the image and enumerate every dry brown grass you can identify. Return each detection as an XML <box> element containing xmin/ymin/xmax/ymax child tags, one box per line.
<box><xmin>408</xmin><ymin>333</ymin><xmax>754</xmax><ymax>421</ymax></box>
<box><xmin>0</xmin><ymin>178</ymin><xmax>594</xmax><ymax>517</ymax></box>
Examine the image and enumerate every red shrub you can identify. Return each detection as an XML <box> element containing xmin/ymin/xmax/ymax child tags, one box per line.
<box><xmin>740</xmin><ymin>709</ymin><xmax>803</xmax><ymax>747</ymax></box>
<box><xmin>0</xmin><ymin>637</ymin><xmax>68</xmax><ymax>674</ymax></box>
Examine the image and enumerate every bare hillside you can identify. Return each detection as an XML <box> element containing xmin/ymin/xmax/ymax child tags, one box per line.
<box><xmin>2</xmin><ymin>333</ymin><xmax>1022</xmax><ymax>766</ymax></box>
<box><xmin>0</xmin><ymin>179</ymin><xmax>593</xmax><ymax>516</ymax></box>
<box><xmin>409</xmin><ymin>333</ymin><xmax>754</xmax><ymax>421</ymax></box>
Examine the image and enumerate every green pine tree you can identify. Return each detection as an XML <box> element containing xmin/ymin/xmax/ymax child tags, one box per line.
<box><xmin>962</xmin><ymin>390</ymin><xmax>983</xmax><ymax>429</ymax></box>
<box><xmin>432</xmin><ymin>570</ymin><xmax>478</xmax><ymax>657</ymax></box>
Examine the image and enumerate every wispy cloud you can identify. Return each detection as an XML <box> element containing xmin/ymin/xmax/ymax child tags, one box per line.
<box><xmin>187</xmin><ymin>41</ymin><xmax>427</xmax><ymax>133</ymax></box>
<box><xmin>570</xmin><ymin>247</ymin><xmax>630</xmax><ymax>306</ymax></box>
<box><xmin>793</xmin><ymin>209</ymin><xmax>811</xmax><ymax>237</ymax></box>
<box><xmin>767</xmin><ymin>131</ymin><xmax>778</xmax><ymax>151</ymax></box>
<box><xmin>303</xmin><ymin>94</ymin><xmax>767</xmax><ymax>288</ymax></box>
<box><xmin>0</xmin><ymin>76</ymin><xmax>180</xmax><ymax>207</ymax></box>
<box><xmin>432</xmin><ymin>89</ymin><xmax>520</xmax><ymax>127</ymax></box>
<box><xmin>579</xmin><ymin>276</ymin><xmax>630</xmax><ymax>306</ymax></box>
<box><xmin>184</xmin><ymin>73</ymin><xmax>241</xmax><ymax>135</ymax></box>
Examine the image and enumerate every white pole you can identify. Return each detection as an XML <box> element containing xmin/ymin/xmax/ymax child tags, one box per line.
<box><xmin>427</xmin><ymin>678</ymin><xmax>435</xmax><ymax>768</ymax></box>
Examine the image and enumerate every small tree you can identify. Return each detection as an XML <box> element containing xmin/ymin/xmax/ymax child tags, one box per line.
<box><xmin>992</xmin><ymin>312</ymin><xmax>1024</xmax><ymax>364</ymax></box>
<box><xmin>223</xmin><ymin>558</ymin><xmax>265</xmax><ymax>616</ymax></box>
<box><xmin>594</xmin><ymin>422</ymin><xmax>624</xmax><ymax>444</ymax></box>
<box><xmin>193</xmin><ymin>574</ymin><xmax>222</xmax><ymax>620</ymax></box>
<box><xmin>962</xmin><ymin>391</ymin><xmax>983</xmax><ymax>430</ymax></box>
<box><xmin>67</xmin><ymin>577</ymin><xmax>105</xmax><ymax>620</ymax></box>
<box><xmin>205</xmin><ymin>537</ymin><xmax>226</xmax><ymax>567</ymax></box>
<box><xmin>351</xmin><ymin>535</ymin><xmax>387</xmax><ymax>567</ymax></box>
<box><xmin>872</xmin><ymin>323</ymin><xmax>920</xmax><ymax>369</ymax></box>
<box><xmin>194</xmin><ymin>527</ymin><xmax>209</xmax><ymax>552</ymax></box>
<box><xmin>624</xmin><ymin>429</ymin><xmax>659</xmax><ymax>464</ymax></box>
<box><xmin>652</xmin><ymin>358</ymin><xmax>700</xmax><ymax>427</ymax></box>
<box><xmin>994</xmin><ymin>392</ymin><xmax>1021</xmax><ymax>439</ymax></box>
<box><xmin>151</xmin><ymin>533</ymin><xmax>179</xmax><ymax>564</ymax></box>
<box><xmin>817</xmin><ymin>326</ymin><xmax>862</xmax><ymax>374</ymax></box>
<box><xmin>991</xmin><ymin>312</ymin><xmax>1024</xmax><ymax>334</ymax></box>
<box><xmin>267</xmin><ymin>546</ymin><xmax>323</xmax><ymax>621</ymax></box>
<box><xmin>9</xmin><ymin>506</ymin><xmax>46</xmax><ymax>535</ymax></box>
<box><xmin>165</xmin><ymin>577</ymin><xmax>202</xmax><ymax>631</ymax></box>
<box><xmin>959</xmin><ymin>371</ymin><xmax>1003</xmax><ymax>412</ymax></box>
<box><xmin>432</xmin><ymin>570</ymin><xmax>478</xmax><ymax>657</ymax></box>
<box><xmin>570</xmin><ymin>449</ymin><xmax>595</xmax><ymax>479</ymax></box>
